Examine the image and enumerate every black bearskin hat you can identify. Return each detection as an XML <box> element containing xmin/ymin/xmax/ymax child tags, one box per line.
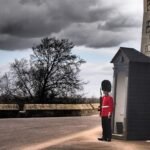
<box><xmin>101</xmin><ymin>80</ymin><xmax>111</xmax><ymax>92</ymax></box>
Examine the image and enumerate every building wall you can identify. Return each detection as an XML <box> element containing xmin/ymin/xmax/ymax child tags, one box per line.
<box><xmin>127</xmin><ymin>62</ymin><xmax>150</xmax><ymax>140</ymax></box>
<box><xmin>141</xmin><ymin>0</ymin><xmax>150</xmax><ymax>56</ymax></box>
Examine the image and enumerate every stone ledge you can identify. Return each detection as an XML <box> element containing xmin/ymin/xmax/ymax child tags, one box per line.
<box><xmin>0</xmin><ymin>104</ymin><xmax>19</xmax><ymax>110</ymax></box>
<box><xmin>24</xmin><ymin>103</ymin><xmax>99</xmax><ymax>110</ymax></box>
<box><xmin>0</xmin><ymin>103</ymin><xmax>100</xmax><ymax>118</ymax></box>
<box><xmin>0</xmin><ymin>103</ymin><xmax>99</xmax><ymax>111</ymax></box>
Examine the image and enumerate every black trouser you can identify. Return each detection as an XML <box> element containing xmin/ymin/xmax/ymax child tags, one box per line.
<box><xmin>101</xmin><ymin>117</ymin><xmax>112</xmax><ymax>140</ymax></box>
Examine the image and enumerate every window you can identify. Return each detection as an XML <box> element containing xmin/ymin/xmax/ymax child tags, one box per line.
<box><xmin>120</xmin><ymin>56</ymin><xmax>124</xmax><ymax>63</ymax></box>
<box><xmin>118</xmin><ymin>56</ymin><xmax>124</xmax><ymax>63</ymax></box>
<box><xmin>146</xmin><ymin>20</ymin><xmax>150</xmax><ymax>33</ymax></box>
<box><xmin>147</xmin><ymin>0</ymin><xmax>150</xmax><ymax>11</ymax></box>
<box><xmin>145</xmin><ymin>45</ymin><xmax>150</xmax><ymax>52</ymax></box>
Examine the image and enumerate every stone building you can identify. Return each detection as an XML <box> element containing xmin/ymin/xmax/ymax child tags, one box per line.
<box><xmin>141</xmin><ymin>0</ymin><xmax>150</xmax><ymax>56</ymax></box>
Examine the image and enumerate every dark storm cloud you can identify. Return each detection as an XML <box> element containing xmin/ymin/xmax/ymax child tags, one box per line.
<box><xmin>98</xmin><ymin>14</ymin><xmax>142</xmax><ymax>31</ymax></box>
<box><xmin>19</xmin><ymin>0</ymin><xmax>43</xmax><ymax>6</ymax></box>
<box><xmin>52</xmin><ymin>20</ymin><xmax>140</xmax><ymax>48</ymax></box>
<box><xmin>0</xmin><ymin>0</ymin><xmax>141</xmax><ymax>50</ymax></box>
<box><xmin>0</xmin><ymin>0</ymin><xmax>108</xmax><ymax>38</ymax></box>
<box><xmin>0</xmin><ymin>34</ymin><xmax>40</xmax><ymax>50</ymax></box>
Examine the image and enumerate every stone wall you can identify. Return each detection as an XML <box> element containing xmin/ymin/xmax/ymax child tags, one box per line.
<box><xmin>0</xmin><ymin>103</ymin><xmax>99</xmax><ymax>118</ymax></box>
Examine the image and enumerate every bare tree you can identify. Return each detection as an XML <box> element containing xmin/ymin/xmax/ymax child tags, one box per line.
<box><xmin>31</xmin><ymin>37</ymin><xmax>85</xmax><ymax>100</ymax></box>
<box><xmin>3</xmin><ymin>37</ymin><xmax>85</xmax><ymax>102</ymax></box>
<box><xmin>0</xmin><ymin>73</ymin><xmax>15</xmax><ymax>102</ymax></box>
<box><xmin>10</xmin><ymin>59</ymin><xmax>34</xmax><ymax>98</ymax></box>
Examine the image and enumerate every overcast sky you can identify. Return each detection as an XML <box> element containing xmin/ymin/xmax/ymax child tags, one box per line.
<box><xmin>0</xmin><ymin>0</ymin><xmax>143</xmax><ymax>97</ymax></box>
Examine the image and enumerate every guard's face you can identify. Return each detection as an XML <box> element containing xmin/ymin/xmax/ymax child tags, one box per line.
<box><xmin>103</xmin><ymin>91</ymin><xmax>109</xmax><ymax>95</ymax></box>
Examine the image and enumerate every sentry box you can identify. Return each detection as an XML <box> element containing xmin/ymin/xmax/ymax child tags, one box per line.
<box><xmin>111</xmin><ymin>47</ymin><xmax>150</xmax><ymax>140</ymax></box>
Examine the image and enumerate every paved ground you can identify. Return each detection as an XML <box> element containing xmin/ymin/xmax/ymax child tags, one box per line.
<box><xmin>0</xmin><ymin>115</ymin><xmax>150</xmax><ymax>150</ymax></box>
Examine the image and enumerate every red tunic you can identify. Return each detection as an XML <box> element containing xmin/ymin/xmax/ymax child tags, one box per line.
<box><xmin>100</xmin><ymin>95</ymin><xmax>113</xmax><ymax>117</ymax></box>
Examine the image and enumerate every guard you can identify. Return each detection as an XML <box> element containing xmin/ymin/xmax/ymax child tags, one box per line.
<box><xmin>98</xmin><ymin>80</ymin><xmax>113</xmax><ymax>142</ymax></box>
